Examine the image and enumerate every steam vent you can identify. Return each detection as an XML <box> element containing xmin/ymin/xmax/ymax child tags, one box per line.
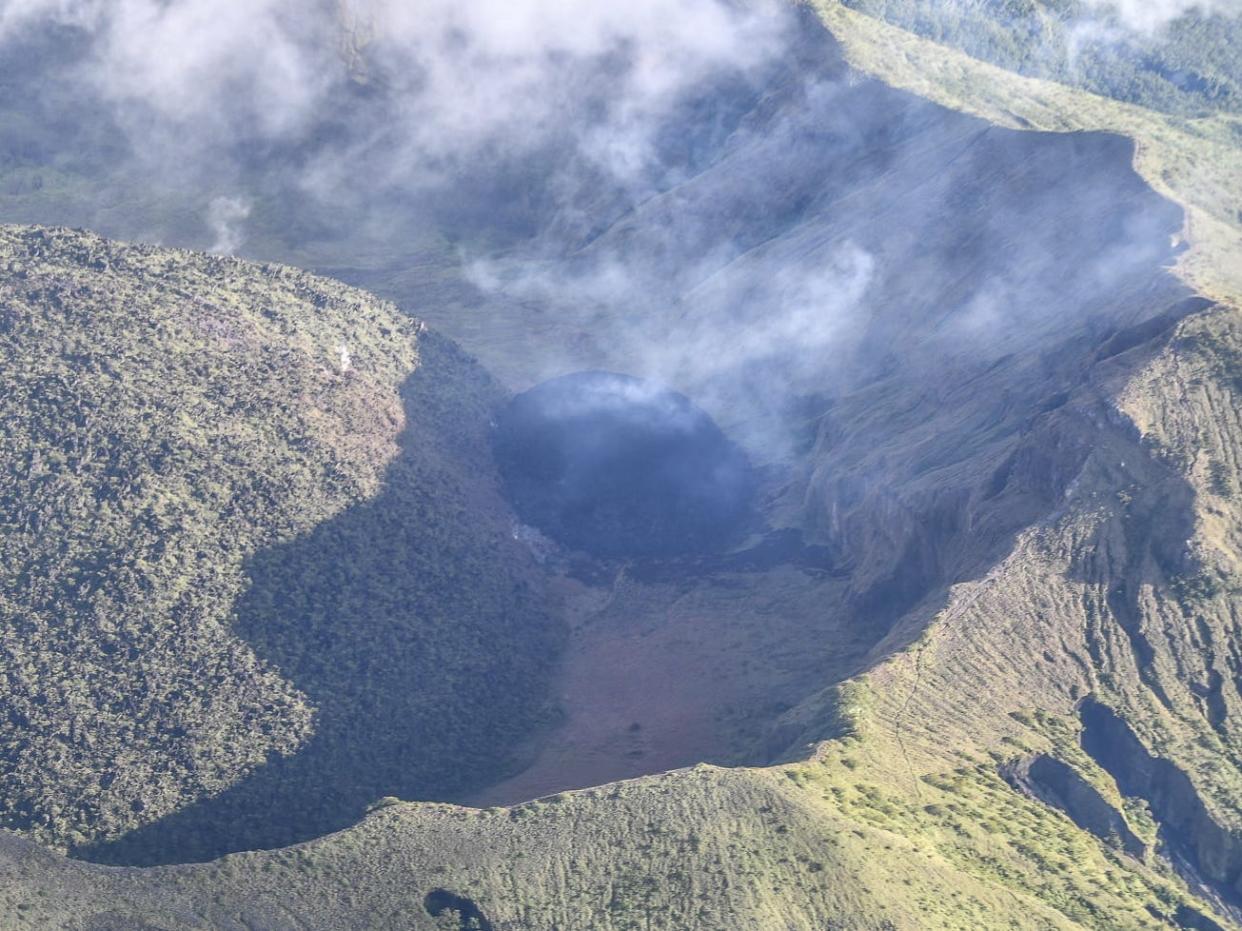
<box><xmin>494</xmin><ymin>371</ymin><xmax>755</xmax><ymax>558</ymax></box>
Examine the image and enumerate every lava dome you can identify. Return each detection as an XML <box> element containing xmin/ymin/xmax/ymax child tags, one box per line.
<box><xmin>494</xmin><ymin>371</ymin><xmax>755</xmax><ymax>558</ymax></box>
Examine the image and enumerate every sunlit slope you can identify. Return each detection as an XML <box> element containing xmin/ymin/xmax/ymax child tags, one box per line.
<box><xmin>0</xmin><ymin>765</ymin><xmax>1197</xmax><ymax>930</ymax></box>
<box><xmin>0</xmin><ymin>226</ymin><xmax>560</xmax><ymax>861</ymax></box>
<box><xmin>836</xmin><ymin>0</ymin><xmax>1242</xmax><ymax>118</ymax></box>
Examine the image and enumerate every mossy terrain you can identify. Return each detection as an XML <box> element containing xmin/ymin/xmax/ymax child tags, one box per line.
<box><xmin>0</xmin><ymin>226</ymin><xmax>562</xmax><ymax>862</ymax></box>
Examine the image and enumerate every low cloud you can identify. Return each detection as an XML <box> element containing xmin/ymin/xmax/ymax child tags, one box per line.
<box><xmin>1082</xmin><ymin>0</ymin><xmax>1242</xmax><ymax>33</ymax></box>
<box><xmin>0</xmin><ymin>0</ymin><xmax>839</xmax><ymax>456</ymax></box>
<box><xmin>0</xmin><ymin>0</ymin><xmax>1189</xmax><ymax>465</ymax></box>
<box><xmin>0</xmin><ymin>0</ymin><xmax>791</xmax><ymax>190</ymax></box>
<box><xmin>206</xmin><ymin>195</ymin><xmax>252</xmax><ymax>255</ymax></box>
<box><xmin>468</xmin><ymin>213</ymin><xmax>876</xmax><ymax>458</ymax></box>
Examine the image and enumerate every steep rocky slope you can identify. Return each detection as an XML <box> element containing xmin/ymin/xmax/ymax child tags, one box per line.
<box><xmin>800</xmin><ymin>1</ymin><xmax>1242</xmax><ymax>921</ymax></box>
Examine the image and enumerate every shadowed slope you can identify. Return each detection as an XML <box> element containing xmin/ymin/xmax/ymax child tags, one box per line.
<box><xmin>78</xmin><ymin>333</ymin><xmax>563</xmax><ymax>866</ymax></box>
<box><xmin>0</xmin><ymin>225</ymin><xmax>417</xmax><ymax>852</ymax></box>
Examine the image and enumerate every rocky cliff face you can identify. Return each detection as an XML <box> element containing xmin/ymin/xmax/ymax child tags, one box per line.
<box><xmin>1081</xmin><ymin>699</ymin><xmax>1242</xmax><ymax>904</ymax></box>
<box><xmin>1003</xmin><ymin>752</ymin><xmax>1146</xmax><ymax>859</ymax></box>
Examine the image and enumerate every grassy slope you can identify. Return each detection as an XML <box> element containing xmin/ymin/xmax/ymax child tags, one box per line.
<box><xmin>838</xmin><ymin>0</ymin><xmax>1242</xmax><ymax>118</ymax></box>
<box><xmin>0</xmin><ymin>767</ymin><xmax>1117</xmax><ymax>930</ymax></box>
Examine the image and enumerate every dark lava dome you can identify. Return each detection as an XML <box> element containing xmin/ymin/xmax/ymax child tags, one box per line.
<box><xmin>494</xmin><ymin>371</ymin><xmax>755</xmax><ymax>558</ymax></box>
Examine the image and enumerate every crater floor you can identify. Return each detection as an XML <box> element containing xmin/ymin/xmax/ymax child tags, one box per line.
<box><xmin>493</xmin><ymin>371</ymin><xmax>756</xmax><ymax>558</ymax></box>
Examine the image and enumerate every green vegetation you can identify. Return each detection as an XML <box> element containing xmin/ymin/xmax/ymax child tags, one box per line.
<box><xmin>841</xmin><ymin>0</ymin><xmax>1242</xmax><ymax>116</ymax></box>
<box><xmin>0</xmin><ymin>226</ymin><xmax>562</xmax><ymax>862</ymax></box>
<box><xmin>0</xmin><ymin>765</ymin><xmax>1172</xmax><ymax>929</ymax></box>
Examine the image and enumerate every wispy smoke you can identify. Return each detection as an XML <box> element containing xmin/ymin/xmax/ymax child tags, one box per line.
<box><xmin>0</xmin><ymin>0</ymin><xmax>835</xmax><ymax>451</ymax></box>
<box><xmin>1</xmin><ymin>0</ymin><xmax>335</xmax><ymax>142</ymax></box>
<box><xmin>0</xmin><ymin>0</ymin><xmax>1190</xmax><ymax>467</ymax></box>
<box><xmin>1081</xmin><ymin>0</ymin><xmax>1242</xmax><ymax>33</ymax></box>
<box><xmin>0</xmin><ymin>0</ymin><xmax>104</xmax><ymax>33</ymax></box>
<box><xmin>206</xmin><ymin>195</ymin><xmax>252</xmax><ymax>255</ymax></box>
<box><xmin>469</xmin><ymin>238</ymin><xmax>875</xmax><ymax>455</ymax></box>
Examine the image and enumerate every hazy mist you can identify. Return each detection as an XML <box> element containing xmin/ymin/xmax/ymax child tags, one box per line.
<box><xmin>0</xmin><ymin>0</ymin><xmax>1198</xmax><ymax>461</ymax></box>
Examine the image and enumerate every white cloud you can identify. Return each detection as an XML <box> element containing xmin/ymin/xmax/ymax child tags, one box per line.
<box><xmin>0</xmin><ymin>0</ymin><xmax>790</xmax><ymax>190</ymax></box>
<box><xmin>1081</xmin><ymin>0</ymin><xmax>1242</xmax><ymax>33</ymax></box>
<box><xmin>1</xmin><ymin>0</ymin><xmax>335</xmax><ymax>142</ymax></box>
